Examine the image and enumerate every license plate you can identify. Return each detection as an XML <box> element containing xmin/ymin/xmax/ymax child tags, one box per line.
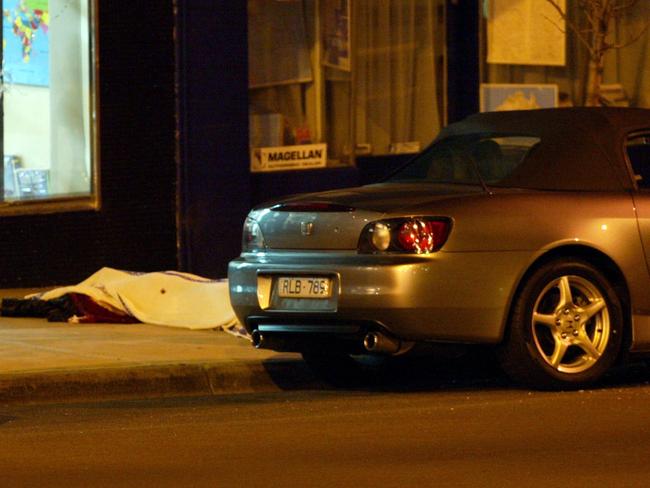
<box><xmin>277</xmin><ymin>276</ymin><xmax>332</xmax><ymax>299</ymax></box>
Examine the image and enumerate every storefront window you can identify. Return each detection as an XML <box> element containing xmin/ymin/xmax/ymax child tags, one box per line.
<box><xmin>2</xmin><ymin>0</ymin><xmax>97</xmax><ymax>209</ymax></box>
<box><xmin>247</xmin><ymin>0</ymin><xmax>446</xmax><ymax>173</ymax></box>
<box><xmin>481</xmin><ymin>0</ymin><xmax>650</xmax><ymax>110</ymax></box>
<box><xmin>353</xmin><ymin>1</ymin><xmax>444</xmax><ymax>156</ymax></box>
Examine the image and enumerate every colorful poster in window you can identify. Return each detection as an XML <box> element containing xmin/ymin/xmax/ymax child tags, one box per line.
<box><xmin>487</xmin><ymin>0</ymin><xmax>565</xmax><ymax>66</ymax></box>
<box><xmin>480</xmin><ymin>84</ymin><xmax>558</xmax><ymax>112</ymax></box>
<box><xmin>2</xmin><ymin>0</ymin><xmax>50</xmax><ymax>87</ymax></box>
<box><xmin>322</xmin><ymin>0</ymin><xmax>350</xmax><ymax>71</ymax></box>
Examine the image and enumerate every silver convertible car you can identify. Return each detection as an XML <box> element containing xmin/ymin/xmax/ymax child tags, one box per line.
<box><xmin>228</xmin><ymin>108</ymin><xmax>650</xmax><ymax>389</ymax></box>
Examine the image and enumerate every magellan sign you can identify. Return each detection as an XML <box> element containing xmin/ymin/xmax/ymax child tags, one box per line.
<box><xmin>251</xmin><ymin>143</ymin><xmax>327</xmax><ymax>172</ymax></box>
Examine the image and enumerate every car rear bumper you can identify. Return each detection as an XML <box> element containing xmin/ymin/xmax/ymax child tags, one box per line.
<box><xmin>228</xmin><ymin>250</ymin><xmax>531</xmax><ymax>344</ymax></box>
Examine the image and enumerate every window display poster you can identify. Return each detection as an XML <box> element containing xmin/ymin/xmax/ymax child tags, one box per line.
<box><xmin>322</xmin><ymin>0</ymin><xmax>350</xmax><ymax>71</ymax></box>
<box><xmin>2</xmin><ymin>0</ymin><xmax>50</xmax><ymax>86</ymax></box>
<box><xmin>480</xmin><ymin>84</ymin><xmax>558</xmax><ymax>112</ymax></box>
<box><xmin>487</xmin><ymin>0</ymin><xmax>565</xmax><ymax>66</ymax></box>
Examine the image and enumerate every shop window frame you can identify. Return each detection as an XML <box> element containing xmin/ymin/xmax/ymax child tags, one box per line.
<box><xmin>0</xmin><ymin>0</ymin><xmax>100</xmax><ymax>216</ymax></box>
<box><xmin>247</xmin><ymin>0</ymin><xmax>448</xmax><ymax>172</ymax></box>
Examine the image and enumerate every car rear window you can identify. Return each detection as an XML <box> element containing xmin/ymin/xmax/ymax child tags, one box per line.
<box><xmin>387</xmin><ymin>135</ymin><xmax>541</xmax><ymax>187</ymax></box>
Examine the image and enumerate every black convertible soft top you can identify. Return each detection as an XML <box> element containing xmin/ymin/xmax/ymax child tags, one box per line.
<box><xmin>437</xmin><ymin>108</ymin><xmax>650</xmax><ymax>191</ymax></box>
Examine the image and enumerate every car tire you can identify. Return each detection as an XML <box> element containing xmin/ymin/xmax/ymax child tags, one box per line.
<box><xmin>498</xmin><ymin>259</ymin><xmax>624</xmax><ymax>390</ymax></box>
<box><xmin>301</xmin><ymin>350</ymin><xmax>388</xmax><ymax>386</ymax></box>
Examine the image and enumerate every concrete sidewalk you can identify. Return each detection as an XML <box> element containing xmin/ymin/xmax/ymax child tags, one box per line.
<box><xmin>0</xmin><ymin>289</ymin><xmax>318</xmax><ymax>404</ymax></box>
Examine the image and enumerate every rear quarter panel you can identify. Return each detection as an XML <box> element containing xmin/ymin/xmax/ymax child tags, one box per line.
<box><xmin>400</xmin><ymin>190</ymin><xmax>650</xmax><ymax>318</ymax></box>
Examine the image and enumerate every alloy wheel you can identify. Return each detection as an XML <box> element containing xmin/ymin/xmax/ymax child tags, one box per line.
<box><xmin>531</xmin><ymin>274</ymin><xmax>610</xmax><ymax>374</ymax></box>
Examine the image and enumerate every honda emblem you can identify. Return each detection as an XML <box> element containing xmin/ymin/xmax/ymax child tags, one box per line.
<box><xmin>300</xmin><ymin>221</ymin><xmax>314</xmax><ymax>236</ymax></box>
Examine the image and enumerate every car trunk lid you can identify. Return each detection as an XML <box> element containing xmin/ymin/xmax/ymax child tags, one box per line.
<box><xmin>252</xmin><ymin>183</ymin><xmax>482</xmax><ymax>251</ymax></box>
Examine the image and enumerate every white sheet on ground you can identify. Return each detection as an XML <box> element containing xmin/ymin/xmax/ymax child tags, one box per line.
<box><xmin>32</xmin><ymin>267</ymin><xmax>239</xmax><ymax>330</ymax></box>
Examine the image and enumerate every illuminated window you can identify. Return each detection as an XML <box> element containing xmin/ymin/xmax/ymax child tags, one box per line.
<box><xmin>247</xmin><ymin>0</ymin><xmax>445</xmax><ymax>173</ymax></box>
<box><xmin>481</xmin><ymin>1</ymin><xmax>650</xmax><ymax>109</ymax></box>
<box><xmin>2</xmin><ymin>0</ymin><xmax>97</xmax><ymax>209</ymax></box>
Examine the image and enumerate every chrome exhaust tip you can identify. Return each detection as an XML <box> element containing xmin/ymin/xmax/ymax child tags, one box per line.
<box><xmin>251</xmin><ymin>330</ymin><xmax>264</xmax><ymax>349</ymax></box>
<box><xmin>363</xmin><ymin>331</ymin><xmax>401</xmax><ymax>354</ymax></box>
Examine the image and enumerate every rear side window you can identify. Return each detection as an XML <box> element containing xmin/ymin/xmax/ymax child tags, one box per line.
<box><xmin>388</xmin><ymin>135</ymin><xmax>540</xmax><ymax>187</ymax></box>
<box><xmin>475</xmin><ymin>136</ymin><xmax>541</xmax><ymax>184</ymax></box>
<box><xmin>626</xmin><ymin>134</ymin><xmax>650</xmax><ymax>189</ymax></box>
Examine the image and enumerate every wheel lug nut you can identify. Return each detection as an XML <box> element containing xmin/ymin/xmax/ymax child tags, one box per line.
<box><xmin>573</xmin><ymin>330</ymin><xmax>579</xmax><ymax>336</ymax></box>
<box><xmin>564</xmin><ymin>309</ymin><xmax>570</xmax><ymax>315</ymax></box>
<box><xmin>574</xmin><ymin>315</ymin><xmax>581</xmax><ymax>321</ymax></box>
<box><xmin>561</xmin><ymin>332</ymin><xmax>568</xmax><ymax>339</ymax></box>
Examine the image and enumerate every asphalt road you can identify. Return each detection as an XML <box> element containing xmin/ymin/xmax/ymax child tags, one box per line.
<box><xmin>3</xmin><ymin>362</ymin><xmax>650</xmax><ymax>488</ymax></box>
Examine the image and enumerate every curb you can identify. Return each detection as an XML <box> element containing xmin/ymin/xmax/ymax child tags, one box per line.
<box><xmin>0</xmin><ymin>359</ymin><xmax>323</xmax><ymax>404</ymax></box>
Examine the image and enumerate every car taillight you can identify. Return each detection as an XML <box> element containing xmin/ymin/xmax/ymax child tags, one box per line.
<box><xmin>359</xmin><ymin>218</ymin><xmax>451</xmax><ymax>254</ymax></box>
<box><xmin>242</xmin><ymin>217</ymin><xmax>266</xmax><ymax>252</ymax></box>
<box><xmin>398</xmin><ymin>219</ymin><xmax>449</xmax><ymax>253</ymax></box>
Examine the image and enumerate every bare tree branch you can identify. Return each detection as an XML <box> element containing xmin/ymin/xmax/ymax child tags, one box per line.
<box><xmin>610</xmin><ymin>22</ymin><xmax>649</xmax><ymax>49</ymax></box>
<box><xmin>544</xmin><ymin>0</ymin><xmax>647</xmax><ymax>106</ymax></box>
<box><xmin>577</xmin><ymin>0</ymin><xmax>598</xmax><ymax>28</ymax></box>
<box><xmin>545</xmin><ymin>0</ymin><xmax>596</xmax><ymax>57</ymax></box>
<box><xmin>614</xmin><ymin>0</ymin><xmax>642</xmax><ymax>13</ymax></box>
<box><xmin>543</xmin><ymin>15</ymin><xmax>566</xmax><ymax>35</ymax></box>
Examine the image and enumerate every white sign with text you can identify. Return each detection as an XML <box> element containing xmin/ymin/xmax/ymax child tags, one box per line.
<box><xmin>251</xmin><ymin>143</ymin><xmax>328</xmax><ymax>172</ymax></box>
